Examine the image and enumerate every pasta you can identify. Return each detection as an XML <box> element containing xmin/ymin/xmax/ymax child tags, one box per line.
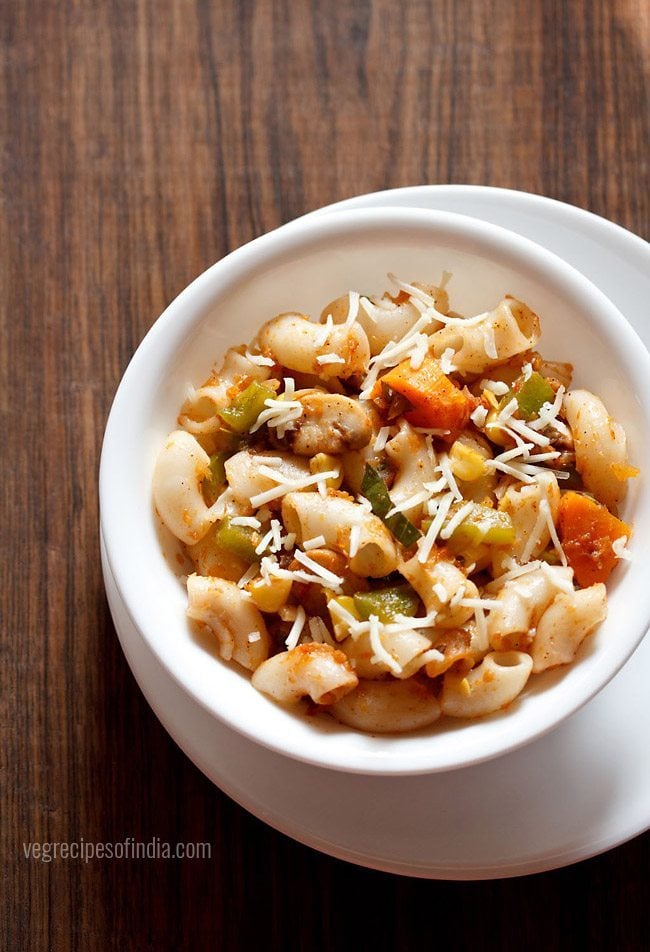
<box><xmin>153</xmin><ymin>275</ymin><xmax>637</xmax><ymax>734</ymax></box>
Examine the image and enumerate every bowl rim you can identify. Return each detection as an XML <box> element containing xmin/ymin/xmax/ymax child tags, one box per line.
<box><xmin>100</xmin><ymin>204</ymin><xmax>650</xmax><ymax>775</ymax></box>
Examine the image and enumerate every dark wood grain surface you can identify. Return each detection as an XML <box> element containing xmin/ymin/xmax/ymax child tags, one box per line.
<box><xmin>2</xmin><ymin>1</ymin><xmax>649</xmax><ymax>948</ymax></box>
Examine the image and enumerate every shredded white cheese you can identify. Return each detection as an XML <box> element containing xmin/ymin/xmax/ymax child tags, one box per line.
<box><xmin>245</xmin><ymin>351</ymin><xmax>275</xmax><ymax>367</ymax></box>
<box><xmin>437</xmin><ymin>453</ymin><xmax>463</xmax><ymax>501</ymax></box>
<box><xmin>440</xmin><ymin>347</ymin><xmax>458</xmax><ymax>374</ymax></box>
<box><xmin>432</xmin><ymin>582</ymin><xmax>449</xmax><ymax>604</ymax></box>
<box><xmin>385</xmin><ymin>489</ymin><xmax>430</xmax><ymax>518</ymax></box>
<box><xmin>316</xmin><ymin>353</ymin><xmax>346</xmax><ymax>365</ymax></box>
<box><xmin>237</xmin><ymin>564</ymin><xmax>259</xmax><ymax>588</ymax></box>
<box><xmin>368</xmin><ymin>614</ymin><xmax>402</xmax><ymax>675</ymax></box>
<box><xmin>439</xmin><ymin>501</ymin><xmax>475</xmax><ymax>541</ymax></box>
<box><xmin>349</xmin><ymin>524</ymin><xmax>361</xmax><ymax>559</ymax></box>
<box><xmin>249</xmin><ymin>468</ymin><xmax>340</xmax><ymax>508</ymax></box>
<box><xmin>285</xmin><ymin>606</ymin><xmax>306</xmax><ymax>649</ymax></box>
<box><xmin>541</xmin><ymin>497</ymin><xmax>568</xmax><ymax>566</ymax></box>
<box><xmin>458</xmin><ymin>597</ymin><xmax>502</xmax><ymax>609</ymax></box>
<box><xmin>480</xmin><ymin>379</ymin><xmax>510</xmax><ymax>396</ymax></box>
<box><xmin>314</xmin><ymin>314</ymin><xmax>334</xmax><ymax>347</ymax></box>
<box><xmin>344</xmin><ymin>290</ymin><xmax>360</xmax><ymax>327</ymax></box>
<box><xmin>612</xmin><ymin>535</ymin><xmax>632</xmax><ymax>560</ymax></box>
<box><xmin>470</xmin><ymin>405</ymin><xmax>488</xmax><ymax>427</ymax></box>
<box><xmin>231</xmin><ymin>516</ymin><xmax>262</xmax><ymax>529</ymax></box>
<box><xmin>482</xmin><ymin>324</ymin><xmax>498</xmax><ymax>359</ymax></box>
<box><xmin>303</xmin><ymin>535</ymin><xmax>327</xmax><ymax>551</ymax></box>
<box><xmin>292</xmin><ymin>549</ymin><xmax>344</xmax><ymax>588</ymax></box>
<box><xmin>373</xmin><ymin>426</ymin><xmax>392</xmax><ymax>452</ymax></box>
<box><xmin>418</xmin><ymin>492</ymin><xmax>455</xmax><ymax>563</ymax></box>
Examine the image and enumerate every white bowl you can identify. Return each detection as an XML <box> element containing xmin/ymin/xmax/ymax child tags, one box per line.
<box><xmin>99</xmin><ymin>206</ymin><xmax>650</xmax><ymax>776</ymax></box>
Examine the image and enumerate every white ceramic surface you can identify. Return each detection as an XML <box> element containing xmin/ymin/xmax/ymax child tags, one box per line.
<box><xmin>102</xmin><ymin>186</ymin><xmax>650</xmax><ymax>878</ymax></box>
<box><xmin>100</xmin><ymin>203</ymin><xmax>650</xmax><ymax>776</ymax></box>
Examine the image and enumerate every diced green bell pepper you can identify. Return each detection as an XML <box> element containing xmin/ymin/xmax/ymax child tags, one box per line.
<box><xmin>449</xmin><ymin>503</ymin><xmax>515</xmax><ymax>547</ymax></box>
<box><xmin>217</xmin><ymin>381</ymin><xmax>275</xmax><ymax>434</ymax></box>
<box><xmin>506</xmin><ymin>371</ymin><xmax>555</xmax><ymax>421</ymax></box>
<box><xmin>215</xmin><ymin>517</ymin><xmax>262</xmax><ymax>563</ymax></box>
<box><xmin>353</xmin><ymin>585</ymin><xmax>420</xmax><ymax>623</ymax></box>
<box><xmin>202</xmin><ymin>452</ymin><xmax>228</xmax><ymax>506</ymax></box>
<box><xmin>360</xmin><ymin>464</ymin><xmax>421</xmax><ymax>547</ymax></box>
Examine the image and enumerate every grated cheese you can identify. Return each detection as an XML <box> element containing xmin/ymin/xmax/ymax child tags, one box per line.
<box><xmin>487</xmin><ymin>559</ymin><xmax>543</xmax><ymax>591</ymax></box>
<box><xmin>541</xmin><ymin>497</ymin><xmax>568</xmax><ymax>566</ymax></box>
<box><xmin>482</xmin><ymin>323</ymin><xmax>498</xmax><ymax>359</ymax></box>
<box><xmin>328</xmin><ymin>597</ymin><xmax>358</xmax><ymax>631</ymax></box>
<box><xmin>432</xmin><ymin>582</ymin><xmax>449</xmax><ymax>604</ymax></box>
<box><xmin>344</xmin><ymin>290</ymin><xmax>360</xmax><ymax>326</ymax></box>
<box><xmin>309</xmin><ymin>616</ymin><xmax>336</xmax><ymax>646</ymax></box>
<box><xmin>231</xmin><ymin>516</ymin><xmax>262</xmax><ymax>529</ymax></box>
<box><xmin>612</xmin><ymin>535</ymin><xmax>632</xmax><ymax>560</ymax></box>
<box><xmin>474</xmin><ymin>604</ymin><xmax>487</xmax><ymax>651</ymax></box>
<box><xmin>373</xmin><ymin>426</ymin><xmax>392</xmax><ymax>452</ymax></box>
<box><xmin>253</xmin><ymin>527</ymin><xmax>273</xmax><ymax>556</ymax></box>
<box><xmin>237</xmin><ymin>564</ymin><xmax>259</xmax><ymax>588</ymax></box>
<box><xmin>385</xmin><ymin>489</ymin><xmax>430</xmax><ymax>518</ymax></box>
<box><xmin>440</xmin><ymin>347</ymin><xmax>458</xmax><ymax>374</ymax></box>
<box><xmin>437</xmin><ymin>453</ymin><xmax>463</xmax><ymax>501</ymax></box>
<box><xmin>368</xmin><ymin>614</ymin><xmax>402</xmax><ymax>675</ymax></box>
<box><xmin>480</xmin><ymin>379</ymin><xmax>510</xmax><ymax>396</ymax></box>
<box><xmin>285</xmin><ymin>606</ymin><xmax>306</xmax><ymax>649</ymax></box>
<box><xmin>316</xmin><ymin>353</ymin><xmax>346</xmax><ymax>365</ymax></box>
<box><xmin>439</xmin><ymin>501</ymin><xmax>475</xmax><ymax>541</ymax></box>
<box><xmin>245</xmin><ymin>351</ymin><xmax>275</xmax><ymax>367</ymax></box>
<box><xmin>450</xmin><ymin>584</ymin><xmax>467</xmax><ymax>607</ymax></box>
<box><xmin>360</xmin><ymin>312</ymin><xmax>433</xmax><ymax>398</ymax></box>
<box><xmin>506</xmin><ymin>416</ymin><xmax>551</xmax><ymax>447</ymax></box>
<box><xmin>470</xmin><ymin>405</ymin><xmax>488</xmax><ymax>427</ymax></box>
<box><xmin>247</xmin><ymin>631</ymin><xmax>261</xmax><ymax>643</ymax></box>
<box><xmin>519</xmin><ymin>500</ymin><xmax>548</xmax><ymax>564</ymax></box>
<box><xmin>282</xmin><ymin>531</ymin><xmax>297</xmax><ymax>550</ymax></box>
<box><xmin>349</xmin><ymin>524</ymin><xmax>361</xmax><ymax>559</ymax></box>
<box><xmin>249</xmin><ymin>468</ymin><xmax>340</xmax><ymax>507</ymax></box>
<box><xmin>314</xmin><ymin>314</ymin><xmax>334</xmax><ymax>347</ymax></box>
<box><xmin>303</xmin><ymin>535</ymin><xmax>327</xmax><ymax>551</ymax></box>
<box><xmin>292</xmin><ymin>549</ymin><xmax>344</xmax><ymax>588</ymax></box>
<box><xmin>528</xmin><ymin>386</ymin><xmax>566</xmax><ymax>432</ymax></box>
<box><xmin>418</xmin><ymin>491</ymin><xmax>455</xmax><ymax>563</ymax></box>
<box><xmin>457</xmin><ymin>598</ymin><xmax>501</xmax><ymax>611</ymax></box>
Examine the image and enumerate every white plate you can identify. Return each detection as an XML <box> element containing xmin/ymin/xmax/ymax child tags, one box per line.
<box><xmin>102</xmin><ymin>187</ymin><xmax>650</xmax><ymax>878</ymax></box>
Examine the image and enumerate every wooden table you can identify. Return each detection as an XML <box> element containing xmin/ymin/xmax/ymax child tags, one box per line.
<box><xmin>3</xmin><ymin>1</ymin><xmax>649</xmax><ymax>947</ymax></box>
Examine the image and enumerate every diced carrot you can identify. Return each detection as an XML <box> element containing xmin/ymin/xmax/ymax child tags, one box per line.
<box><xmin>376</xmin><ymin>354</ymin><xmax>476</xmax><ymax>431</ymax></box>
<box><xmin>557</xmin><ymin>490</ymin><xmax>630</xmax><ymax>587</ymax></box>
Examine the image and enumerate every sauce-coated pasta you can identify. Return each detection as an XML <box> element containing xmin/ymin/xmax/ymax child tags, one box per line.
<box><xmin>153</xmin><ymin>275</ymin><xmax>637</xmax><ymax>734</ymax></box>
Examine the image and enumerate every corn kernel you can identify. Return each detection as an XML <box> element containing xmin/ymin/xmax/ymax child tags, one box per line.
<box><xmin>310</xmin><ymin>453</ymin><xmax>343</xmax><ymax>489</ymax></box>
<box><xmin>449</xmin><ymin>441</ymin><xmax>487</xmax><ymax>481</ymax></box>
<box><xmin>248</xmin><ymin>576</ymin><xmax>292</xmax><ymax>613</ymax></box>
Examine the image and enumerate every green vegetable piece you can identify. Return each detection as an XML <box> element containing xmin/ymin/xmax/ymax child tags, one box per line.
<box><xmin>449</xmin><ymin>503</ymin><xmax>515</xmax><ymax>547</ymax></box>
<box><xmin>217</xmin><ymin>381</ymin><xmax>275</xmax><ymax>434</ymax></box>
<box><xmin>353</xmin><ymin>585</ymin><xmax>420</xmax><ymax>623</ymax></box>
<box><xmin>385</xmin><ymin>511</ymin><xmax>422</xmax><ymax>547</ymax></box>
<box><xmin>507</xmin><ymin>371</ymin><xmax>555</xmax><ymax>421</ymax></box>
<box><xmin>360</xmin><ymin>465</ymin><xmax>422</xmax><ymax>547</ymax></box>
<box><xmin>215</xmin><ymin>517</ymin><xmax>262</xmax><ymax>563</ymax></box>
<box><xmin>202</xmin><ymin>452</ymin><xmax>228</xmax><ymax>506</ymax></box>
<box><xmin>361</xmin><ymin>464</ymin><xmax>391</xmax><ymax>517</ymax></box>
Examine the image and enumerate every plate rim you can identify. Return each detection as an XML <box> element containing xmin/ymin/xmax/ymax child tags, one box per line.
<box><xmin>102</xmin><ymin>185</ymin><xmax>650</xmax><ymax>878</ymax></box>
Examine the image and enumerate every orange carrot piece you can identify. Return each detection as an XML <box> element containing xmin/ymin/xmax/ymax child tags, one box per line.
<box><xmin>377</xmin><ymin>354</ymin><xmax>476</xmax><ymax>431</ymax></box>
<box><xmin>557</xmin><ymin>491</ymin><xmax>630</xmax><ymax>587</ymax></box>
